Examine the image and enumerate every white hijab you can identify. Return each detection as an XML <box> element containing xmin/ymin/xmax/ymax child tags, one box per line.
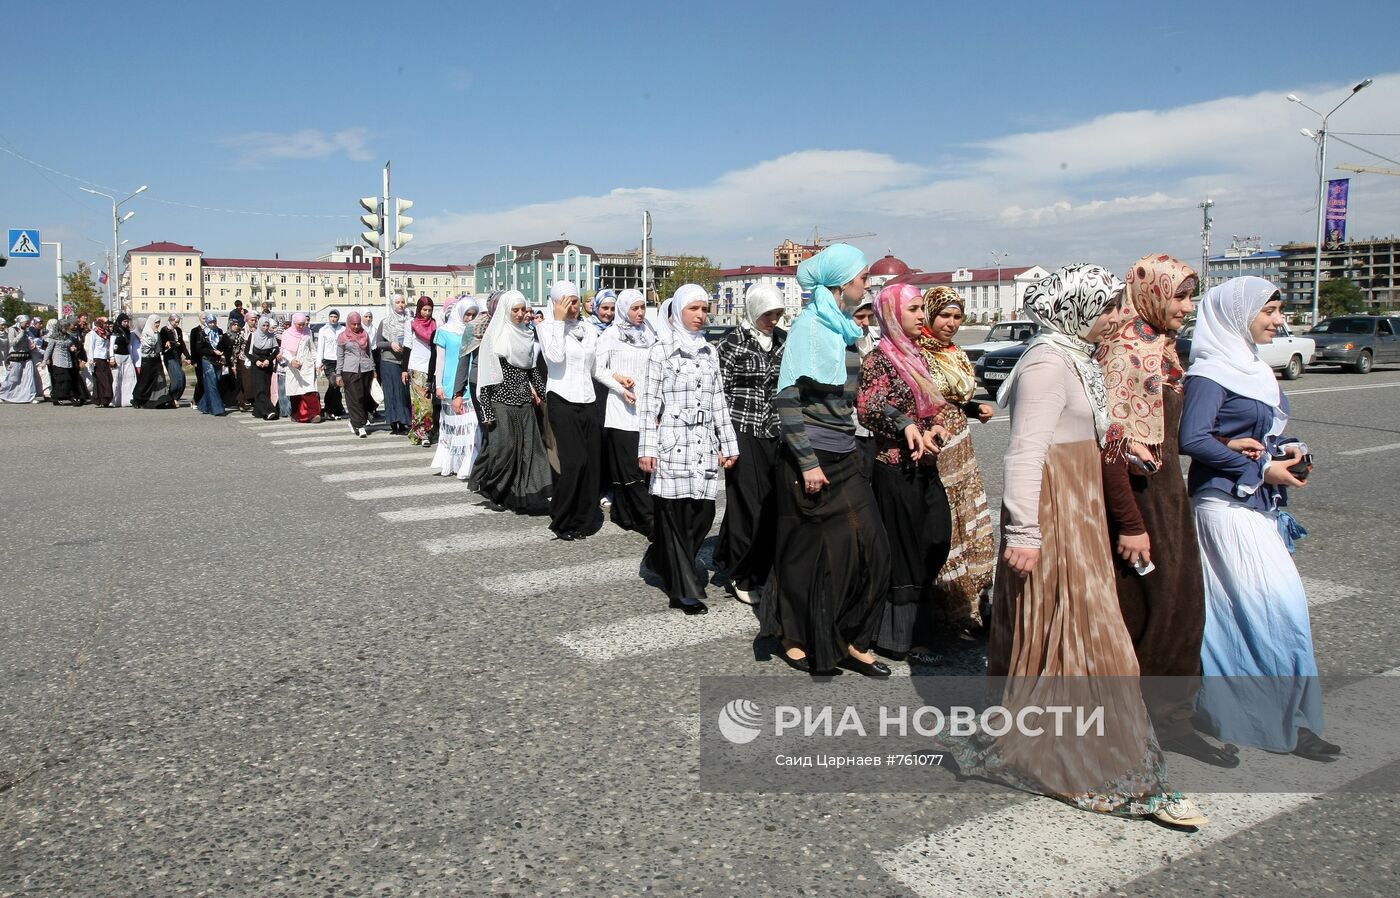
<box><xmin>607</xmin><ymin>288</ymin><xmax>656</xmax><ymax>348</ymax></box>
<box><xmin>668</xmin><ymin>284</ymin><xmax>709</xmax><ymax>354</ymax></box>
<box><xmin>1188</xmin><ymin>276</ymin><xmax>1284</xmax><ymax>421</ymax></box>
<box><xmin>478</xmin><ymin>290</ymin><xmax>536</xmax><ymax>389</ymax></box>
<box><xmin>442</xmin><ymin>299</ymin><xmax>470</xmax><ymax>336</ymax></box>
<box><xmin>742</xmin><ymin>284</ymin><xmax>785</xmax><ymax>352</ymax></box>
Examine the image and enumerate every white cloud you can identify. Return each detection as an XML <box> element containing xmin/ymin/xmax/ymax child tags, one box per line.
<box><xmin>221</xmin><ymin>128</ymin><xmax>373</xmax><ymax>168</ymax></box>
<box><xmin>409</xmin><ymin>74</ymin><xmax>1400</xmax><ymax>276</ymax></box>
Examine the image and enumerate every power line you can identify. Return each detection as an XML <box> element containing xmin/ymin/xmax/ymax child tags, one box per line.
<box><xmin>1329</xmin><ymin>135</ymin><xmax>1400</xmax><ymax>169</ymax></box>
<box><xmin>1331</xmin><ymin>131</ymin><xmax>1400</xmax><ymax>137</ymax></box>
<box><xmin>0</xmin><ymin>137</ymin><xmax>345</xmax><ymax>220</ymax></box>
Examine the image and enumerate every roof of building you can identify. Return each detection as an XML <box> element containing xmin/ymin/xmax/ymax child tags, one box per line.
<box><xmin>868</xmin><ymin>254</ymin><xmax>912</xmax><ymax>277</ymax></box>
<box><xmin>887</xmin><ymin>266</ymin><xmax>1038</xmax><ymax>287</ymax></box>
<box><xmin>202</xmin><ymin>258</ymin><xmax>472</xmax><ymax>274</ymax></box>
<box><xmin>128</xmin><ymin>241</ymin><xmax>201</xmax><ymax>255</ymax></box>
<box><xmin>477</xmin><ymin>239</ymin><xmax>600</xmax><ymax>267</ymax></box>
<box><xmin>1207</xmin><ymin>251</ymin><xmax>1284</xmax><ymax>262</ymax></box>
<box><xmin>716</xmin><ymin>265</ymin><xmax>799</xmax><ymax>278</ymax></box>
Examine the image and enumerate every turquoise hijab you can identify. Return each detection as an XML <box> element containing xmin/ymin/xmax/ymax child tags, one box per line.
<box><xmin>776</xmin><ymin>243</ymin><xmax>867</xmax><ymax>391</ymax></box>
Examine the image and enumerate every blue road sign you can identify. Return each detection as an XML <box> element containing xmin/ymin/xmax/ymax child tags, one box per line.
<box><xmin>8</xmin><ymin>229</ymin><xmax>41</xmax><ymax>257</ymax></box>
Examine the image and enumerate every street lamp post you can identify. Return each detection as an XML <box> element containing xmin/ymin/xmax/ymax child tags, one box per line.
<box><xmin>81</xmin><ymin>184</ymin><xmax>148</xmax><ymax>316</ymax></box>
<box><xmin>1288</xmin><ymin>79</ymin><xmax>1371</xmax><ymax>325</ymax></box>
<box><xmin>989</xmin><ymin>251</ymin><xmax>1008</xmax><ymax>323</ymax></box>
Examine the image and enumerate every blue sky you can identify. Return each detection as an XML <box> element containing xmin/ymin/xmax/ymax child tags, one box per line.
<box><xmin>5</xmin><ymin>0</ymin><xmax>1400</xmax><ymax>302</ymax></box>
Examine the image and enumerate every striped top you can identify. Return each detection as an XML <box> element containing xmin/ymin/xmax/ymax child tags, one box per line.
<box><xmin>774</xmin><ymin>347</ymin><xmax>865</xmax><ymax>472</ymax></box>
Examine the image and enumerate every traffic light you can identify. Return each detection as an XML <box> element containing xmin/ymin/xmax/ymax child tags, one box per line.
<box><xmin>371</xmin><ymin>256</ymin><xmax>383</xmax><ymax>280</ymax></box>
<box><xmin>360</xmin><ymin>196</ymin><xmax>383</xmax><ymax>250</ymax></box>
<box><xmin>393</xmin><ymin>198</ymin><xmax>414</xmax><ymax>250</ymax></box>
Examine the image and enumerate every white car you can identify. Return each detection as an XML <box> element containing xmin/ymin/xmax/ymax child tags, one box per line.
<box><xmin>1179</xmin><ymin>323</ymin><xmax>1315</xmax><ymax>380</ymax></box>
<box><xmin>959</xmin><ymin>320</ymin><xmax>1038</xmax><ymax>363</ymax></box>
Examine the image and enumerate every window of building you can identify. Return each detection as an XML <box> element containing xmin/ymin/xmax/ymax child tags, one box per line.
<box><xmin>159</xmin><ymin>303</ymin><xmax>166</xmax><ymax>311</ymax></box>
<box><xmin>280</xmin><ymin>275</ymin><xmax>286</xmax><ymax>283</ymax></box>
<box><xmin>186</xmin><ymin>273</ymin><xmax>193</xmax><ymax>281</ymax></box>
<box><xmin>295</xmin><ymin>303</ymin><xmax>302</xmax><ymax>311</ymax></box>
<box><xmin>168</xmin><ymin>258</ymin><xmax>175</xmax><ymax>266</ymax></box>
<box><xmin>280</xmin><ymin>290</ymin><xmax>286</xmax><ymax>297</ymax></box>
<box><xmin>141</xmin><ymin>288</ymin><xmax>148</xmax><ymax>296</ymax></box>
<box><xmin>185</xmin><ymin>258</ymin><xmax>192</xmax><ymax>266</ymax></box>
<box><xmin>186</xmin><ymin>289</ymin><xmax>193</xmax><ymax>297</ymax></box>
<box><xmin>295</xmin><ymin>289</ymin><xmax>301</xmax><ymax>297</ymax></box>
<box><xmin>157</xmin><ymin>257</ymin><xmax>163</xmax><ymax>266</ymax></box>
<box><xmin>186</xmin><ymin>303</ymin><xmax>192</xmax><ymax>311</ymax></box>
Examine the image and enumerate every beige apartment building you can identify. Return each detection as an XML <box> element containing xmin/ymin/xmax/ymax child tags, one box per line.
<box><xmin>122</xmin><ymin>241</ymin><xmax>474</xmax><ymax>319</ymax></box>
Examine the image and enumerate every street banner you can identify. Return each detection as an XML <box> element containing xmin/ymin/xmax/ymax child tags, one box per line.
<box><xmin>1325</xmin><ymin>178</ymin><xmax>1350</xmax><ymax>249</ymax></box>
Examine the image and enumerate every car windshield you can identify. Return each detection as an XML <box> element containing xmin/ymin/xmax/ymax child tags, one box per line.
<box><xmin>986</xmin><ymin>323</ymin><xmax>1034</xmax><ymax>342</ymax></box>
<box><xmin>1314</xmin><ymin>318</ymin><xmax>1374</xmax><ymax>335</ymax></box>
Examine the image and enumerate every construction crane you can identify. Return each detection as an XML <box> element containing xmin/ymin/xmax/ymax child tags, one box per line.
<box><xmin>810</xmin><ymin>226</ymin><xmax>876</xmax><ymax>247</ymax></box>
<box><xmin>1338</xmin><ymin>163</ymin><xmax>1400</xmax><ymax>176</ymax></box>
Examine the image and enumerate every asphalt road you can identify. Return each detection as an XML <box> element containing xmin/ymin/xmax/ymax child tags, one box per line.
<box><xmin>3</xmin><ymin>362</ymin><xmax>1399</xmax><ymax>897</ymax></box>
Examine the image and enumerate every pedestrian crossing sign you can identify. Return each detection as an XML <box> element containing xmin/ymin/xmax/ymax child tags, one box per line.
<box><xmin>8</xmin><ymin>229</ymin><xmax>40</xmax><ymax>257</ymax></box>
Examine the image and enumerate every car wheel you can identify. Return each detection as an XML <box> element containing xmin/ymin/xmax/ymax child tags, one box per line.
<box><xmin>1282</xmin><ymin>355</ymin><xmax>1303</xmax><ymax>380</ymax></box>
<box><xmin>1352</xmin><ymin>350</ymin><xmax>1373</xmax><ymax>375</ymax></box>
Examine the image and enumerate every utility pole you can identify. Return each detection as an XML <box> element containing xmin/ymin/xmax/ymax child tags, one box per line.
<box><xmin>642</xmin><ymin>211</ymin><xmax>653</xmax><ymax>303</ymax></box>
<box><xmin>360</xmin><ymin>161</ymin><xmax>413</xmax><ymax>305</ymax></box>
<box><xmin>81</xmin><ymin>184</ymin><xmax>147</xmax><ymax>316</ymax></box>
<box><xmin>989</xmin><ymin>251</ymin><xmax>1008</xmax><ymax>322</ymax></box>
<box><xmin>1198</xmin><ymin>198</ymin><xmax>1214</xmax><ymax>292</ymax></box>
<box><xmin>41</xmin><ymin>241</ymin><xmax>63</xmax><ymax>312</ymax></box>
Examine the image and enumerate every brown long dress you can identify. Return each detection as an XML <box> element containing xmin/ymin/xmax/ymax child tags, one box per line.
<box><xmin>1101</xmin><ymin>387</ymin><xmax>1206</xmax><ymax>741</ymax></box>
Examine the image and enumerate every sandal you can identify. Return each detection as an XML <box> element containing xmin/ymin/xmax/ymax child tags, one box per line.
<box><xmin>1151</xmin><ymin>795</ymin><xmax>1209</xmax><ymax>829</ymax></box>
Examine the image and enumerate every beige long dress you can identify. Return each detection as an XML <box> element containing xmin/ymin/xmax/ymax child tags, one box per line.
<box><xmin>948</xmin><ymin>345</ymin><xmax>1175</xmax><ymax>815</ymax></box>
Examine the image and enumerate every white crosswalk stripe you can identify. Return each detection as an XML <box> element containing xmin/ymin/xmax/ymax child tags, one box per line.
<box><xmin>269</xmin><ymin>434</ymin><xmax>361</xmax><ymax>446</ymax></box>
<box><xmin>873</xmin><ymin>669</ymin><xmax>1400</xmax><ymax>898</ymax></box>
<box><xmin>378</xmin><ymin>502</ymin><xmax>498</xmax><ymax>523</ymax></box>
<box><xmin>558</xmin><ymin>601</ymin><xmax>757</xmax><ymax>661</ymax></box>
<box><xmin>255</xmin><ymin>425</ymin><xmax>323</xmax><ymax>436</ymax></box>
<box><xmin>301</xmin><ymin>452</ymin><xmax>429</xmax><ymax>467</ymax></box>
<box><xmin>482</xmin><ymin>544</ymin><xmax>716</xmax><ymax>598</ymax></box>
<box><xmin>320</xmin><ymin>466</ymin><xmax>435</xmax><ymax>483</ymax></box>
<box><xmin>284</xmin><ymin>442</ymin><xmax>418</xmax><ymax>455</ymax></box>
<box><xmin>1302</xmin><ymin>577</ymin><xmax>1365</xmax><ymax>608</ymax></box>
<box><xmin>346</xmin><ymin>480</ymin><xmax>470</xmax><ymax>501</ymax></box>
<box><xmin>419</xmin><ymin>526</ymin><xmax>563</xmax><ymax>555</ymax></box>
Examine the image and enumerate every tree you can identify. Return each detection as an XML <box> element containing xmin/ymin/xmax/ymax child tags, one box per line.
<box><xmin>1318</xmin><ymin>277</ymin><xmax>1366</xmax><ymax>320</ymax></box>
<box><xmin>656</xmin><ymin>255</ymin><xmax>721</xmax><ymax>302</ymax></box>
<box><xmin>62</xmin><ymin>262</ymin><xmax>105</xmax><ymax>320</ymax></box>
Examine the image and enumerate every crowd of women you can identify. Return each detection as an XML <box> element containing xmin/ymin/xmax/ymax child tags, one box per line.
<box><xmin>1</xmin><ymin>243</ymin><xmax>1338</xmax><ymax>829</ymax></box>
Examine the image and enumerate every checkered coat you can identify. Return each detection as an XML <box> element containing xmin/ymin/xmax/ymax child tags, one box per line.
<box><xmin>638</xmin><ymin>340</ymin><xmax>739</xmax><ymax>500</ymax></box>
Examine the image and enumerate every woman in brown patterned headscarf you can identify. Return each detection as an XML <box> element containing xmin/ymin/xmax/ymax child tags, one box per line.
<box><xmin>916</xmin><ymin>286</ymin><xmax>997</xmax><ymax>640</ymax></box>
<box><xmin>1099</xmin><ymin>254</ymin><xmax>1237</xmax><ymax>768</ymax></box>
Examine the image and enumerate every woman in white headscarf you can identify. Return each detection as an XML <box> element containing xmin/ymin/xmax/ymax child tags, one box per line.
<box><xmin>247</xmin><ymin>315</ymin><xmax>281</xmax><ymax>420</ymax></box>
<box><xmin>714</xmin><ymin>284</ymin><xmax>787</xmax><ymax>604</ymax></box>
<box><xmin>133</xmin><ymin>315</ymin><xmax>174</xmax><ymax>409</ymax></box>
<box><xmin>470</xmin><ymin>291</ymin><xmax>551</xmax><ymax>514</ymax></box>
<box><xmin>638</xmin><ymin>284</ymin><xmax>739</xmax><ymax>614</ymax></box>
<box><xmin>0</xmin><ymin>315</ymin><xmax>38</xmax><ymax>403</ymax></box>
<box><xmin>376</xmin><ymin>293</ymin><xmax>413</xmax><ymax>435</ymax></box>
<box><xmin>593</xmin><ymin>288</ymin><xmax>657</xmax><ymax>535</ymax></box>
<box><xmin>538</xmin><ymin>280</ymin><xmax>601</xmax><ymax>540</ymax></box>
<box><xmin>1180</xmin><ymin>276</ymin><xmax>1335</xmax><ymax>762</ymax></box>
<box><xmin>944</xmin><ymin>264</ymin><xmax>1208</xmax><ymax>829</ymax></box>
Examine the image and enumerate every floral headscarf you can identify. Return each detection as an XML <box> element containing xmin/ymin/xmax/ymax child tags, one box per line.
<box><xmin>873</xmin><ymin>284</ymin><xmax>944</xmax><ymax>418</ymax></box>
<box><xmin>919</xmin><ymin>286</ymin><xmax>976</xmax><ymax>402</ymax></box>
<box><xmin>1100</xmin><ymin>254</ymin><xmax>1197</xmax><ymax>453</ymax></box>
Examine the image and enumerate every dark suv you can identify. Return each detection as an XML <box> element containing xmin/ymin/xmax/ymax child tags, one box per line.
<box><xmin>1308</xmin><ymin>316</ymin><xmax>1400</xmax><ymax>373</ymax></box>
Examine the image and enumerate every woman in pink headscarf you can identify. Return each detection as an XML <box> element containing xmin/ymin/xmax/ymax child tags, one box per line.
<box><xmin>856</xmin><ymin>283</ymin><xmax>952</xmax><ymax>667</ymax></box>
<box><xmin>280</xmin><ymin>312</ymin><xmax>323</xmax><ymax>423</ymax></box>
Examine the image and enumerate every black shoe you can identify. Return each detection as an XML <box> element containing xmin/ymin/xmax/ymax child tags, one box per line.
<box><xmin>669</xmin><ymin>597</ymin><xmax>708</xmax><ymax>615</ymax></box>
<box><xmin>1161</xmin><ymin>732</ymin><xmax>1241</xmax><ymax>768</ymax></box>
<box><xmin>572</xmin><ymin>531</ymin><xmax>587</xmax><ymax>541</ymax></box>
<box><xmin>838</xmin><ymin>656</ymin><xmax>892</xmax><ymax>678</ymax></box>
<box><xmin>779</xmin><ymin>652</ymin><xmax>811</xmax><ymax>674</ymax></box>
<box><xmin>1293</xmin><ymin>727</ymin><xmax>1341</xmax><ymax>761</ymax></box>
<box><xmin>554</xmin><ymin>531</ymin><xmax>575</xmax><ymax>541</ymax></box>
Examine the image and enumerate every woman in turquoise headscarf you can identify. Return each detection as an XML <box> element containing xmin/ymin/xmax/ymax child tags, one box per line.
<box><xmin>758</xmin><ymin>244</ymin><xmax>895</xmax><ymax>677</ymax></box>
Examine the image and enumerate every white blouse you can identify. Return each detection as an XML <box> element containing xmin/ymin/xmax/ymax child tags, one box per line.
<box><xmin>538</xmin><ymin>319</ymin><xmax>597</xmax><ymax>404</ymax></box>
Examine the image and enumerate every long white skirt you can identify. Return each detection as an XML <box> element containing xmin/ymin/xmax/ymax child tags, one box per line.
<box><xmin>1193</xmin><ymin>489</ymin><xmax>1324</xmax><ymax>752</ymax></box>
<box><xmin>430</xmin><ymin>410</ymin><xmax>483</xmax><ymax>479</ymax></box>
<box><xmin>112</xmin><ymin>356</ymin><xmax>138</xmax><ymax>408</ymax></box>
<box><xmin>33</xmin><ymin>350</ymin><xmax>50</xmax><ymax>397</ymax></box>
<box><xmin>0</xmin><ymin>359</ymin><xmax>37</xmax><ymax>403</ymax></box>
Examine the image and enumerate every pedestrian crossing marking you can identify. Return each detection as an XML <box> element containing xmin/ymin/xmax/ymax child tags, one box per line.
<box><xmin>874</xmin><ymin>668</ymin><xmax>1400</xmax><ymax>898</ymax></box>
<box><xmin>300</xmin><ymin>451</ymin><xmax>426</xmax><ymax>467</ymax></box>
<box><xmin>556</xmin><ymin>599</ymin><xmax>757</xmax><ymax>661</ymax></box>
<box><xmin>320</xmin><ymin>466</ymin><xmax>432</xmax><ymax>483</ymax></box>
<box><xmin>346</xmin><ymin>480</ymin><xmax>467</xmax><ymax>501</ymax></box>
<box><xmin>378</xmin><ymin>501</ymin><xmax>497</xmax><ymax>523</ymax></box>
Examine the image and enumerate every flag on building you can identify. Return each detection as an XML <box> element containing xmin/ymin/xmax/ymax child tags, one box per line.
<box><xmin>99</xmin><ymin>269</ymin><xmax>110</xmax><ymax>285</ymax></box>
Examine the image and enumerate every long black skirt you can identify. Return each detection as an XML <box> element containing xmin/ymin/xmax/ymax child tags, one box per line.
<box><xmin>48</xmin><ymin>364</ymin><xmax>78</xmax><ymax>404</ymax></box>
<box><xmin>322</xmin><ymin>360</ymin><xmax>345</xmax><ymax>417</ymax></box>
<box><xmin>133</xmin><ymin>360</ymin><xmax>172</xmax><ymax>409</ymax></box>
<box><xmin>249</xmin><ymin>364</ymin><xmax>277</xmax><ymax>419</ymax></box>
<box><xmin>870</xmin><ymin>460</ymin><xmax>953</xmax><ymax>654</ymax></box>
<box><xmin>759</xmin><ymin>447</ymin><xmax>891</xmax><ymax>674</ymax></box>
<box><xmin>471</xmin><ymin>401</ymin><xmax>550</xmax><ymax>514</ymax></box>
<box><xmin>380</xmin><ymin>358</ymin><xmax>410</xmax><ymax>426</ymax></box>
<box><xmin>604</xmin><ymin>427</ymin><xmax>652</xmax><ymax>536</ymax></box>
<box><xmin>547</xmin><ymin>396</ymin><xmax>602</xmax><ymax>535</ymax></box>
<box><xmin>715</xmin><ymin>431</ymin><xmax>780</xmax><ymax>592</ymax></box>
<box><xmin>647</xmin><ymin>496</ymin><xmax>715</xmax><ymax>603</ymax></box>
